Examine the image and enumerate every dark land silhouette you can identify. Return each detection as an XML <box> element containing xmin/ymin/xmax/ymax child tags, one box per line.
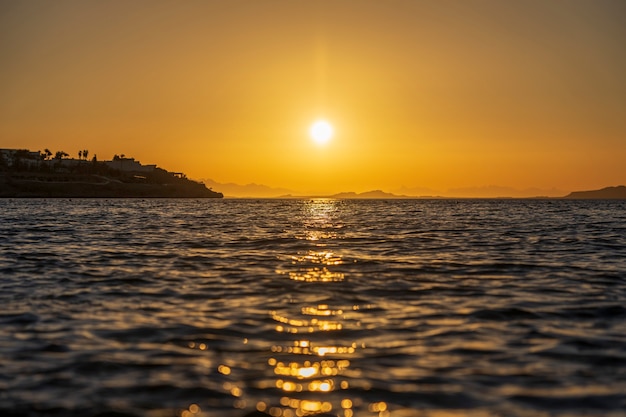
<box><xmin>277</xmin><ymin>187</ymin><xmax>626</xmax><ymax>200</ymax></box>
<box><xmin>0</xmin><ymin>149</ymin><xmax>223</xmax><ymax>198</ymax></box>
<box><xmin>563</xmin><ymin>185</ymin><xmax>626</xmax><ymax>199</ymax></box>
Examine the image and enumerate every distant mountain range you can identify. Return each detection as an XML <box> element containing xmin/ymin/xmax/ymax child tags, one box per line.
<box><xmin>201</xmin><ymin>178</ymin><xmax>293</xmax><ymax>198</ymax></box>
<box><xmin>201</xmin><ymin>180</ymin><xmax>416</xmax><ymax>199</ymax></box>
<box><xmin>204</xmin><ymin>178</ymin><xmax>626</xmax><ymax>199</ymax></box>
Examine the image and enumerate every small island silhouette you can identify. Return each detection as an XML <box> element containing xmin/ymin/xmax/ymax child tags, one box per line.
<box><xmin>0</xmin><ymin>148</ymin><xmax>223</xmax><ymax>198</ymax></box>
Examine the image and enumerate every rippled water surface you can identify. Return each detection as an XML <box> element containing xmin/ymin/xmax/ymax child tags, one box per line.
<box><xmin>1</xmin><ymin>198</ymin><xmax>625</xmax><ymax>417</ymax></box>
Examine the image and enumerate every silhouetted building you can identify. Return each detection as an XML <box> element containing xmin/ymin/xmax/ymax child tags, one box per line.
<box><xmin>0</xmin><ymin>149</ymin><xmax>42</xmax><ymax>168</ymax></box>
<box><xmin>105</xmin><ymin>157</ymin><xmax>156</xmax><ymax>173</ymax></box>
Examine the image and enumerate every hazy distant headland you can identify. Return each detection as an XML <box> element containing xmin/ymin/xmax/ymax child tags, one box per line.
<box><xmin>0</xmin><ymin>148</ymin><xmax>223</xmax><ymax>198</ymax></box>
<box><xmin>326</xmin><ymin>187</ymin><xmax>626</xmax><ymax>200</ymax></box>
<box><xmin>563</xmin><ymin>185</ymin><xmax>626</xmax><ymax>199</ymax></box>
<box><xmin>204</xmin><ymin>178</ymin><xmax>625</xmax><ymax>200</ymax></box>
<box><xmin>316</xmin><ymin>188</ymin><xmax>626</xmax><ymax>200</ymax></box>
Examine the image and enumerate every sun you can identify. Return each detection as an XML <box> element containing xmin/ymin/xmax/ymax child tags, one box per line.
<box><xmin>309</xmin><ymin>120</ymin><xmax>334</xmax><ymax>145</ymax></box>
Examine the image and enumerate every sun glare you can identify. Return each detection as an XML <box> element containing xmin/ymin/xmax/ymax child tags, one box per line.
<box><xmin>309</xmin><ymin>120</ymin><xmax>333</xmax><ymax>145</ymax></box>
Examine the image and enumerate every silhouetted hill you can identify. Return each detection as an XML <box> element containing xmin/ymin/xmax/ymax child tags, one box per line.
<box><xmin>0</xmin><ymin>150</ymin><xmax>223</xmax><ymax>198</ymax></box>
<box><xmin>563</xmin><ymin>185</ymin><xmax>626</xmax><ymax>199</ymax></box>
<box><xmin>0</xmin><ymin>173</ymin><xmax>223</xmax><ymax>198</ymax></box>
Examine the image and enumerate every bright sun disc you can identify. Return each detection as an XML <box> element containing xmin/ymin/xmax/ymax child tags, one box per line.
<box><xmin>310</xmin><ymin>120</ymin><xmax>333</xmax><ymax>145</ymax></box>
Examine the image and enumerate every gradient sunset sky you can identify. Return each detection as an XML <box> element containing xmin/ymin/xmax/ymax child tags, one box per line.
<box><xmin>1</xmin><ymin>0</ymin><xmax>624</xmax><ymax>196</ymax></box>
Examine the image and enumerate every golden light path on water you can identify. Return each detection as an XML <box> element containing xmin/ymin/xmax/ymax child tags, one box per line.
<box><xmin>259</xmin><ymin>199</ymin><xmax>385</xmax><ymax>417</ymax></box>
<box><xmin>183</xmin><ymin>199</ymin><xmax>389</xmax><ymax>417</ymax></box>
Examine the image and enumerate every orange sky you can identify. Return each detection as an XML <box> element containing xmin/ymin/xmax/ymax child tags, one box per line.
<box><xmin>1</xmin><ymin>0</ymin><xmax>624</xmax><ymax>197</ymax></box>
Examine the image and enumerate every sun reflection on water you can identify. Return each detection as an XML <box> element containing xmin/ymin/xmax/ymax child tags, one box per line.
<box><xmin>194</xmin><ymin>199</ymin><xmax>388</xmax><ymax>417</ymax></box>
<box><xmin>287</xmin><ymin>267</ymin><xmax>345</xmax><ymax>283</ymax></box>
<box><xmin>256</xmin><ymin>199</ymin><xmax>370</xmax><ymax>417</ymax></box>
<box><xmin>179</xmin><ymin>403</ymin><xmax>201</xmax><ymax>417</ymax></box>
<box><xmin>278</xmin><ymin>249</ymin><xmax>346</xmax><ymax>282</ymax></box>
<box><xmin>302</xmin><ymin>304</ymin><xmax>343</xmax><ymax>316</ymax></box>
<box><xmin>302</xmin><ymin>230</ymin><xmax>338</xmax><ymax>241</ymax></box>
<box><xmin>290</xmin><ymin>251</ymin><xmax>344</xmax><ymax>265</ymax></box>
<box><xmin>270</xmin><ymin>340</ymin><xmax>357</xmax><ymax>357</ymax></box>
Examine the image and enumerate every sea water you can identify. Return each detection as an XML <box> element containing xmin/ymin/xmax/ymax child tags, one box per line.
<box><xmin>1</xmin><ymin>198</ymin><xmax>625</xmax><ymax>417</ymax></box>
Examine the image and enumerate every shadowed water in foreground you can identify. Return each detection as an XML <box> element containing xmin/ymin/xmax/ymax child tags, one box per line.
<box><xmin>1</xmin><ymin>199</ymin><xmax>625</xmax><ymax>417</ymax></box>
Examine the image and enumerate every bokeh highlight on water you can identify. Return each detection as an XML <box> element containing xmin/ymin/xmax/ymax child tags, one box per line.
<box><xmin>1</xmin><ymin>198</ymin><xmax>625</xmax><ymax>417</ymax></box>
